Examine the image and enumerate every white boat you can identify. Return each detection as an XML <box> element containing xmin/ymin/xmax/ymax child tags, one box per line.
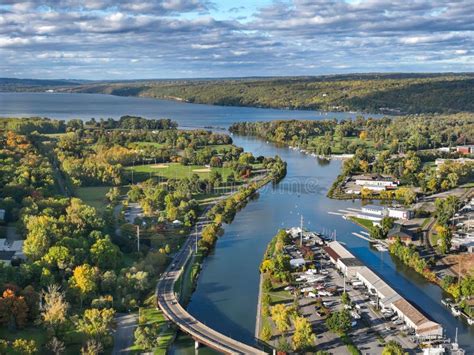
<box><xmin>451</xmin><ymin>305</ymin><xmax>461</xmax><ymax>316</ymax></box>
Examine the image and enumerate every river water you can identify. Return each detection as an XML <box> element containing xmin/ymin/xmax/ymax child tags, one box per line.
<box><xmin>1</xmin><ymin>92</ymin><xmax>472</xmax><ymax>352</ymax></box>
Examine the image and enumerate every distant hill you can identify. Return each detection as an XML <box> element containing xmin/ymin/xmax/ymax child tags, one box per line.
<box><xmin>2</xmin><ymin>73</ymin><xmax>474</xmax><ymax>114</ymax></box>
<box><xmin>0</xmin><ymin>78</ymin><xmax>86</xmax><ymax>92</ymax></box>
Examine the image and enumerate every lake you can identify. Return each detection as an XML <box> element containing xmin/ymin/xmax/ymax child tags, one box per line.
<box><xmin>0</xmin><ymin>92</ymin><xmax>377</xmax><ymax>128</ymax></box>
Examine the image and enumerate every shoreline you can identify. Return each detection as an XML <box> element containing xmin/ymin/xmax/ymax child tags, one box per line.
<box><xmin>254</xmin><ymin>273</ymin><xmax>263</xmax><ymax>339</ymax></box>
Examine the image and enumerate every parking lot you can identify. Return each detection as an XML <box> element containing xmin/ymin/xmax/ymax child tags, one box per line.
<box><xmin>286</xmin><ymin>240</ymin><xmax>419</xmax><ymax>354</ymax></box>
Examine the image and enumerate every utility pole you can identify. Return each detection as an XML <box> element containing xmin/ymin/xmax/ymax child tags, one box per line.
<box><xmin>136</xmin><ymin>225</ymin><xmax>140</xmax><ymax>253</ymax></box>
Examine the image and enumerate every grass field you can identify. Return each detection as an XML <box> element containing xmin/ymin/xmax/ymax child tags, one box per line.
<box><xmin>129</xmin><ymin>307</ymin><xmax>176</xmax><ymax>355</ymax></box>
<box><xmin>125</xmin><ymin>163</ymin><xmax>233</xmax><ymax>181</ymax></box>
<box><xmin>330</xmin><ymin>136</ymin><xmax>381</xmax><ymax>155</ymax></box>
<box><xmin>349</xmin><ymin>216</ymin><xmax>374</xmax><ymax>230</ymax></box>
<box><xmin>74</xmin><ymin>186</ymin><xmax>111</xmax><ymax>212</ymax></box>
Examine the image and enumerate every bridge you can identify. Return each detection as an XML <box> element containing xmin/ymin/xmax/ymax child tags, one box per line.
<box><xmin>156</xmin><ymin>227</ymin><xmax>268</xmax><ymax>354</ymax></box>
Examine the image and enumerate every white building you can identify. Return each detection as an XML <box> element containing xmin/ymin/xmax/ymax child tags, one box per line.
<box><xmin>360</xmin><ymin>205</ymin><xmax>413</xmax><ymax>220</ymax></box>
<box><xmin>354</xmin><ymin>174</ymin><xmax>399</xmax><ymax>191</ymax></box>
<box><xmin>356</xmin><ymin>267</ymin><xmax>402</xmax><ymax>308</ymax></box>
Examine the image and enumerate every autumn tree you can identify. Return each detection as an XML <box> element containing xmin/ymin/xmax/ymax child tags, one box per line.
<box><xmin>271</xmin><ymin>304</ymin><xmax>290</xmax><ymax>333</ymax></box>
<box><xmin>41</xmin><ymin>285</ymin><xmax>69</xmax><ymax>336</ymax></box>
<box><xmin>71</xmin><ymin>264</ymin><xmax>97</xmax><ymax>307</ymax></box>
<box><xmin>0</xmin><ymin>289</ymin><xmax>29</xmax><ymax>329</ymax></box>
<box><xmin>292</xmin><ymin>316</ymin><xmax>315</xmax><ymax>350</ymax></box>
<box><xmin>382</xmin><ymin>340</ymin><xmax>405</xmax><ymax>355</ymax></box>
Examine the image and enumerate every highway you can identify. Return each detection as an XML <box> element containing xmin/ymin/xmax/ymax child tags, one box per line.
<box><xmin>156</xmin><ymin>207</ymin><xmax>268</xmax><ymax>354</ymax></box>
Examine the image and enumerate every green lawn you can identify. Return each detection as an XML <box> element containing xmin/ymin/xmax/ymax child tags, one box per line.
<box><xmin>129</xmin><ymin>308</ymin><xmax>176</xmax><ymax>355</ymax></box>
<box><xmin>74</xmin><ymin>186</ymin><xmax>111</xmax><ymax>212</ymax></box>
<box><xmin>125</xmin><ymin>163</ymin><xmax>233</xmax><ymax>181</ymax></box>
<box><xmin>349</xmin><ymin>216</ymin><xmax>374</xmax><ymax>230</ymax></box>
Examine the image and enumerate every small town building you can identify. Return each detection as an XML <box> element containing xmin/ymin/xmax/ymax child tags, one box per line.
<box><xmin>391</xmin><ymin>298</ymin><xmax>443</xmax><ymax>338</ymax></box>
<box><xmin>387</xmin><ymin>224</ymin><xmax>415</xmax><ymax>244</ymax></box>
<box><xmin>354</xmin><ymin>174</ymin><xmax>399</xmax><ymax>191</ymax></box>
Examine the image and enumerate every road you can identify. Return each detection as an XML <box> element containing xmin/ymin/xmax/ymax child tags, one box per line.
<box><xmin>112</xmin><ymin>313</ymin><xmax>138</xmax><ymax>354</ymax></box>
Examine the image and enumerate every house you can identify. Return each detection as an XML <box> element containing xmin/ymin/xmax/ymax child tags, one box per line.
<box><xmin>354</xmin><ymin>174</ymin><xmax>399</xmax><ymax>191</ymax></box>
<box><xmin>387</xmin><ymin>224</ymin><xmax>415</xmax><ymax>244</ymax></box>
<box><xmin>456</xmin><ymin>145</ymin><xmax>474</xmax><ymax>155</ymax></box>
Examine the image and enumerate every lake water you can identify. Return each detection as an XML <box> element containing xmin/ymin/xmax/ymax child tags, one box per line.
<box><xmin>1</xmin><ymin>92</ymin><xmax>472</xmax><ymax>353</ymax></box>
<box><xmin>0</xmin><ymin>92</ymin><xmax>375</xmax><ymax>128</ymax></box>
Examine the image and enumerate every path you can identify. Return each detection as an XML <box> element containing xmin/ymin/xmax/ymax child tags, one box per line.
<box><xmin>113</xmin><ymin>313</ymin><xmax>138</xmax><ymax>354</ymax></box>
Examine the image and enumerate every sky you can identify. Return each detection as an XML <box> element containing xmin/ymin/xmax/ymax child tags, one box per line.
<box><xmin>0</xmin><ymin>0</ymin><xmax>473</xmax><ymax>79</ymax></box>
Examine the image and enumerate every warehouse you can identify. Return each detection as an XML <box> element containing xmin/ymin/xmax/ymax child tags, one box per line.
<box><xmin>391</xmin><ymin>298</ymin><xmax>443</xmax><ymax>338</ymax></box>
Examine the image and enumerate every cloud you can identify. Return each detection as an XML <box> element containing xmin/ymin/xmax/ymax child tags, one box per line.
<box><xmin>0</xmin><ymin>0</ymin><xmax>473</xmax><ymax>79</ymax></box>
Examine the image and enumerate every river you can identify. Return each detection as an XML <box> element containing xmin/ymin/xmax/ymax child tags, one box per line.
<box><xmin>1</xmin><ymin>92</ymin><xmax>472</xmax><ymax>353</ymax></box>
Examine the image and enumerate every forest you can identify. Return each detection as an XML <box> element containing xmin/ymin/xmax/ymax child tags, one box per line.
<box><xmin>0</xmin><ymin>116</ymin><xmax>285</xmax><ymax>354</ymax></box>
<box><xmin>57</xmin><ymin>73</ymin><xmax>474</xmax><ymax>114</ymax></box>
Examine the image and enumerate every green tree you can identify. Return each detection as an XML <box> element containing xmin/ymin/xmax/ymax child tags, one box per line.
<box><xmin>90</xmin><ymin>236</ymin><xmax>121</xmax><ymax>270</ymax></box>
<box><xmin>76</xmin><ymin>308</ymin><xmax>115</xmax><ymax>346</ymax></box>
<box><xmin>12</xmin><ymin>339</ymin><xmax>38</xmax><ymax>355</ymax></box>
<box><xmin>382</xmin><ymin>340</ymin><xmax>405</xmax><ymax>355</ymax></box>
<box><xmin>260</xmin><ymin>323</ymin><xmax>272</xmax><ymax>342</ymax></box>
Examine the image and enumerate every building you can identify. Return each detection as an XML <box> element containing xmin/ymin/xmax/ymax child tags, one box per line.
<box><xmin>456</xmin><ymin>145</ymin><xmax>474</xmax><ymax>155</ymax></box>
<box><xmin>337</xmin><ymin>257</ymin><xmax>365</xmax><ymax>278</ymax></box>
<box><xmin>360</xmin><ymin>205</ymin><xmax>413</xmax><ymax>221</ymax></box>
<box><xmin>323</xmin><ymin>241</ymin><xmax>354</xmax><ymax>264</ymax></box>
<box><xmin>387</xmin><ymin>224</ymin><xmax>415</xmax><ymax>244</ymax></box>
<box><xmin>354</xmin><ymin>174</ymin><xmax>399</xmax><ymax>191</ymax></box>
<box><xmin>391</xmin><ymin>298</ymin><xmax>443</xmax><ymax>338</ymax></box>
<box><xmin>323</xmin><ymin>239</ymin><xmax>443</xmax><ymax>337</ymax></box>
<box><xmin>356</xmin><ymin>267</ymin><xmax>402</xmax><ymax>308</ymax></box>
<box><xmin>362</xmin><ymin>205</ymin><xmax>386</xmax><ymax>216</ymax></box>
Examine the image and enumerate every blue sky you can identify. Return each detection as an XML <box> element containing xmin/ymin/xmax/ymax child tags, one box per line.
<box><xmin>0</xmin><ymin>0</ymin><xmax>473</xmax><ymax>79</ymax></box>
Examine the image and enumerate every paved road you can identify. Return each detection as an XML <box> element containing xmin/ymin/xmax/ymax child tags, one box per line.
<box><xmin>113</xmin><ymin>313</ymin><xmax>138</xmax><ymax>354</ymax></box>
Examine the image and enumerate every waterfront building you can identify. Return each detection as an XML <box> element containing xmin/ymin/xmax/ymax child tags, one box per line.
<box><xmin>391</xmin><ymin>298</ymin><xmax>443</xmax><ymax>338</ymax></box>
<box><xmin>354</xmin><ymin>174</ymin><xmax>399</xmax><ymax>190</ymax></box>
